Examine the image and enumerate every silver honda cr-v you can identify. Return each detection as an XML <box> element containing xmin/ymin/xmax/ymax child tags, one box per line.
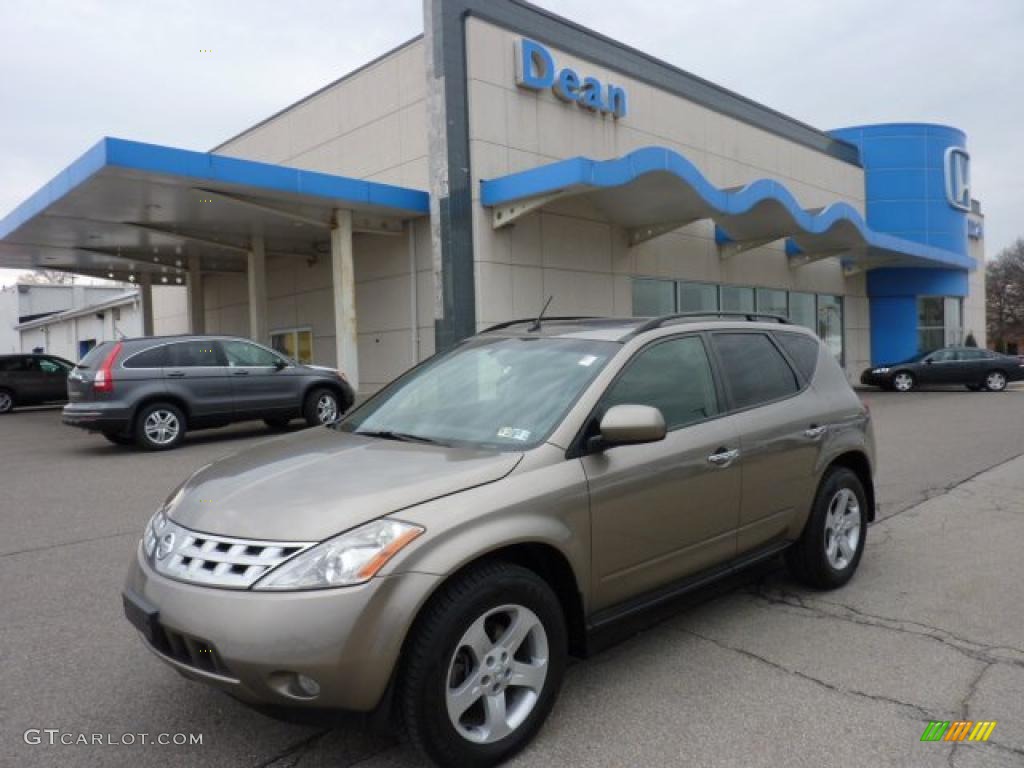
<box><xmin>124</xmin><ymin>313</ymin><xmax>875</xmax><ymax>767</ymax></box>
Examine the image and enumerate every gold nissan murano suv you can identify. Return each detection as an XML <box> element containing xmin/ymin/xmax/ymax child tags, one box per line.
<box><xmin>124</xmin><ymin>313</ymin><xmax>876</xmax><ymax>767</ymax></box>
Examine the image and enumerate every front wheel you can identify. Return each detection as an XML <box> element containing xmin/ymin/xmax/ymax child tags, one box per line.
<box><xmin>303</xmin><ymin>388</ymin><xmax>340</xmax><ymax>427</ymax></box>
<box><xmin>786</xmin><ymin>467</ymin><xmax>867</xmax><ymax>590</ymax></box>
<box><xmin>134</xmin><ymin>403</ymin><xmax>186</xmax><ymax>451</ymax></box>
<box><xmin>983</xmin><ymin>370</ymin><xmax>1007</xmax><ymax>392</ymax></box>
<box><xmin>400</xmin><ymin>562</ymin><xmax>568</xmax><ymax>768</ymax></box>
<box><xmin>891</xmin><ymin>371</ymin><xmax>915</xmax><ymax>392</ymax></box>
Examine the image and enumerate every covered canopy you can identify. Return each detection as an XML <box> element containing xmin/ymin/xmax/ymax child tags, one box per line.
<box><xmin>0</xmin><ymin>137</ymin><xmax>430</xmax><ymax>283</ymax></box>
<box><xmin>480</xmin><ymin>146</ymin><xmax>974</xmax><ymax>273</ymax></box>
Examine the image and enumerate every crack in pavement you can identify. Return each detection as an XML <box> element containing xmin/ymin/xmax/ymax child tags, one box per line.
<box><xmin>0</xmin><ymin>530</ymin><xmax>136</xmax><ymax>559</ymax></box>
<box><xmin>252</xmin><ymin>730</ymin><xmax>331</xmax><ymax>768</ymax></box>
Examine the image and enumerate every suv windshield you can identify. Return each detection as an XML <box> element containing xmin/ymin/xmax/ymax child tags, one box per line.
<box><xmin>340</xmin><ymin>336</ymin><xmax>618</xmax><ymax>450</ymax></box>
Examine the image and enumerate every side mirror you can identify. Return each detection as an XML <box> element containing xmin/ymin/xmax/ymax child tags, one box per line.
<box><xmin>590</xmin><ymin>404</ymin><xmax>666</xmax><ymax>451</ymax></box>
<box><xmin>924</xmin><ymin>358</ymin><xmax>933</xmax><ymax>365</ymax></box>
<box><xmin>274</xmin><ymin>359</ymin><xmax>288</xmax><ymax>371</ymax></box>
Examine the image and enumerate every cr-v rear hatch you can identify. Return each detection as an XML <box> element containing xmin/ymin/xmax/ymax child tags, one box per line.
<box><xmin>68</xmin><ymin>342</ymin><xmax>117</xmax><ymax>402</ymax></box>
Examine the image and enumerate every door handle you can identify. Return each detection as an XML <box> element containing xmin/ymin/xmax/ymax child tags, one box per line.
<box><xmin>232</xmin><ymin>370</ymin><xmax>250</xmax><ymax>376</ymax></box>
<box><xmin>166</xmin><ymin>371</ymin><xmax>186</xmax><ymax>378</ymax></box>
<box><xmin>707</xmin><ymin>448</ymin><xmax>739</xmax><ymax>467</ymax></box>
<box><xmin>803</xmin><ymin>425</ymin><xmax>827</xmax><ymax>439</ymax></box>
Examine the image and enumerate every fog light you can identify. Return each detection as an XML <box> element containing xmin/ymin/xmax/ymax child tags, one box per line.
<box><xmin>295</xmin><ymin>674</ymin><xmax>320</xmax><ymax>697</ymax></box>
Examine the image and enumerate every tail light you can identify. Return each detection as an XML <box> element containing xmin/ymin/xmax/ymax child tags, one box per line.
<box><xmin>93</xmin><ymin>342</ymin><xmax>123</xmax><ymax>393</ymax></box>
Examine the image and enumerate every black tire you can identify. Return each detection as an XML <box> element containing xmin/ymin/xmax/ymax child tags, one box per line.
<box><xmin>891</xmin><ymin>371</ymin><xmax>916</xmax><ymax>392</ymax></box>
<box><xmin>133</xmin><ymin>402</ymin><xmax>186</xmax><ymax>451</ymax></box>
<box><xmin>264</xmin><ymin>416</ymin><xmax>291</xmax><ymax>430</ymax></box>
<box><xmin>982</xmin><ymin>370</ymin><xmax>1007</xmax><ymax>392</ymax></box>
<box><xmin>0</xmin><ymin>388</ymin><xmax>13</xmax><ymax>414</ymax></box>
<box><xmin>102</xmin><ymin>430</ymin><xmax>134</xmax><ymax>446</ymax></box>
<box><xmin>399</xmin><ymin>562</ymin><xmax>568</xmax><ymax>768</ymax></box>
<box><xmin>303</xmin><ymin>387</ymin><xmax>341</xmax><ymax>427</ymax></box>
<box><xmin>786</xmin><ymin>467</ymin><xmax>868</xmax><ymax>590</ymax></box>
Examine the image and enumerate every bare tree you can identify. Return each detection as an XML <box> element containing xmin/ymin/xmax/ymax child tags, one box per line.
<box><xmin>19</xmin><ymin>269</ymin><xmax>74</xmax><ymax>285</ymax></box>
<box><xmin>986</xmin><ymin>238</ymin><xmax>1024</xmax><ymax>352</ymax></box>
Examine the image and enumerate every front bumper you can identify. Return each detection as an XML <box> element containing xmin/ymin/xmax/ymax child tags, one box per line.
<box><xmin>62</xmin><ymin>402</ymin><xmax>132</xmax><ymax>432</ymax></box>
<box><xmin>124</xmin><ymin>543</ymin><xmax>439</xmax><ymax>711</ymax></box>
<box><xmin>859</xmin><ymin>370</ymin><xmax>891</xmax><ymax>387</ymax></box>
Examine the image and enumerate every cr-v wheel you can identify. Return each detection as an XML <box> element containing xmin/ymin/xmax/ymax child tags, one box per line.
<box><xmin>303</xmin><ymin>387</ymin><xmax>340</xmax><ymax>426</ymax></box>
<box><xmin>984</xmin><ymin>371</ymin><xmax>1007</xmax><ymax>392</ymax></box>
<box><xmin>134</xmin><ymin>402</ymin><xmax>186</xmax><ymax>451</ymax></box>
<box><xmin>400</xmin><ymin>562</ymin><xmax>567</xmax><ymax>768</ymax></box>
<box><xmin>892</xmin><ymin>371</ymin><xmax>915</xmax><ymax>392</ymax></box>
<box><xmin>786</xmin><ymin>467</ymin><xmax>867</xmax><ymax>590</ymax></box>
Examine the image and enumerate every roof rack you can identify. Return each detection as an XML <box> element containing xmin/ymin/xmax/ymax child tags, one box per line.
<box><xmin>631</xmin><ymin>311</ymin><xmax>790</xmax><ymax>335</ymax></box>
<box><xmin>482</xmin><ymin>316</ymin><xmax>602</xmax><ymax>333</ymax></box>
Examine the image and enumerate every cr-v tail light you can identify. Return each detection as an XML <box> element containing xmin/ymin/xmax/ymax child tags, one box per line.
<box><xmin>93</xmin><ymin>341</ymin><xmax>123</xmax><ymax>393</ymax></box>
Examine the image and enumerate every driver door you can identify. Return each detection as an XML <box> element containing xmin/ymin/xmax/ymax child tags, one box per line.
<box><xmin>582</xmin><ymin>334</ymin><xmax>742</xmax><ymax>612</ymax></box>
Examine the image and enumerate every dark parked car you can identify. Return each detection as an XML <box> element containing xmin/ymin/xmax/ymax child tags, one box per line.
<box><xmin>62</xmin><ymin>335</ymin><xmax>354</xmax><ymax>450</ymax></box>
<box><xmin>860</xmin><ymin>346</ymin><xmax>1024</xmax><ymax>392</ymax></box>
<box><xmin>0</xmin><ymin>353</ymin><xmax>75</xmax><ymax>413</ymax></box>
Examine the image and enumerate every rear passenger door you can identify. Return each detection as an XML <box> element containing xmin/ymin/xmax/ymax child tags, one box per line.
<box><xmin>709</xmin><ymin>331</ymin><xmax>824</xmax><ymax>555</ymax></box>
<box><xmin>220</xmin><ymin>340</ymin><xmax>299</xmax><ymax>417</ymax></box>
<box><xmin>163</xmin><ymin>341</ymin><xmax>234</xmax><ymax>420</ymax></box>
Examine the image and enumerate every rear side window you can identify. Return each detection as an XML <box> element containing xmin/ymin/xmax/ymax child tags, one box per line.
<box><xmin>123</xmin><ymin>345</ymin><xmax>169</xmax><ymax>369</ymax></box>
<box><xmin>774</xmin><ymin>332</ymin><xmax>820</xmax><ymax>381</ymax></box>
<box><xmin>0</xmin><ymin>357</ymin><xmax>27</xmax><ymax>372</ymax></box>
<box><xmin>602</xmin><ymin>336</ymin><xmax>719</xmax><ymax>429</ymax></box>
<box><xmin>713</xmin><ymin>333</ymin><xmax>799</xmax><ymax>409</ymax></box>
<box><xmin>77</xmin><ymin>342</ymin><xmax>113</xmax><ymax>369</ymax></box>
<box><xmin>166</xmin><ymin>342</ymin><xmax>225</xmax><ymax>367</ymax></box>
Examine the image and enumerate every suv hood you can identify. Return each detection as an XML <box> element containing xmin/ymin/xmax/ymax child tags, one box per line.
<box><xmin>166</xmin><ymin>429</ymin><xmax>523</xmax><ymax>541</ymax></box>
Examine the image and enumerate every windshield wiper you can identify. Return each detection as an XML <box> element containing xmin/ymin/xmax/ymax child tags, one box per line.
<box><xmin>355</xmin><ymin>429</ymin><xmax>444</xmax><ymax>445</ymax></box>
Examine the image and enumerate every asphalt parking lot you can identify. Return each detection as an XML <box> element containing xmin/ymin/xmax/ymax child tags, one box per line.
<box><xmin>2</xmin><ymin>386</ymin><xmax>1023</xmax><ymax>767</ymax></box>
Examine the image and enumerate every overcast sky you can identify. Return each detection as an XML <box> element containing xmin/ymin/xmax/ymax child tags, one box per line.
<box><xmin>2</xmin><ymin>0</ymin><xmax>1021</xmax><ymax>287</ymax></box>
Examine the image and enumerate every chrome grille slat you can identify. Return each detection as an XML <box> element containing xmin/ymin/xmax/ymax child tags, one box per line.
<box><xmin>150</xmin><ymin>521</ymin><xmax>314</xmax><ymax>588</ymax></box>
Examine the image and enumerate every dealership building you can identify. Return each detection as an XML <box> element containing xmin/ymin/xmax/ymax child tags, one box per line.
<box><xmin>0</xmin><ymin>0</ymin><xmax>985</xmax><ymax>392</ymax></box>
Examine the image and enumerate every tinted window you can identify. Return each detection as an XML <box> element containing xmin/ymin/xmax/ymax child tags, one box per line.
<box><xmin>77</xmin><ymin>342</ymin><xmax>113</xmax><ymax>370</ymax></box>
<box><xmin>774</xmin><ymin>333</ymin><xmax>819</xmax><ymax>381</ymax></box>
<box><xmin>123</xmin><ymin>345</ymin><xmax>169</xmax><ymax>368</ymax></box>
<box><xmin>166</xmin><ymin>341</ymin><xmax>224</xmax><ymax>367</ymax></box>
<box><xmin>959</xmin><ymin>349</ymin><xmax>986</xmax><ymax>361</ymax></box>
<box><xmin>37</xmin><ymin>358</ymin><xmax>67</xmax><ymax>374</ymax></box>
<box><xmin>222</xmin><ymin>340</ymin><xmax>282</xmax><ymax>367</ymax></box>
<box><xmin>603</xmin><ymin>336</ymin><xmax>719</xmax><ymax>429</ymax></box>
<box><xmin>929</xmin><ymin>349</ymin><xmax>956</xmax><ymax>362</ymax></box>
<box><xmin>713</xmin><ymin>333</ymin><xmax>799</xmax><ymax>409</ymax></box>
<box><xmin>0</xmin><ymin>357</ymin><xmax>27</xmax><ymax>372</ymax></box>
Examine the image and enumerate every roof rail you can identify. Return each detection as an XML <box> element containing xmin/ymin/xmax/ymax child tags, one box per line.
<box><xmin>482</xmin><ymin>316</ymin><xmax>601</xmax><ymax>333</ymax></box>
<box><xmin>631</xmin><ymin>311</ymin><xmax>790</xmax><ymax>335</ymax></box>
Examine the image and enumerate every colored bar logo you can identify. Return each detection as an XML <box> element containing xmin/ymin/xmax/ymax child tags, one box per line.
<box><xmin>920</xmin><ymin>721</ymin><xmax>997</xmax><ymax>742</ymax></box>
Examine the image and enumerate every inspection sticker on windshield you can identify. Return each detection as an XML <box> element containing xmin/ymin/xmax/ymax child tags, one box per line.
<box><xmin>578</xmin><ymin>355</ymin><xmax>598</xmax><ymax>367</ymax></box>
<box><xmin>497</xmin><ymin>427</ymin><xmax>531</xmax><ymax>442</ymax></box>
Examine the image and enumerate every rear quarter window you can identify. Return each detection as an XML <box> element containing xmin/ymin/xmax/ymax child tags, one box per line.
<box><xmin>774</xmin><ymin>332</ymin><xmax>820</xmax><ymax>382</ymax></box>
<box><xmin>712</xmin><ymin>332</ymin><xmax>799</xmax><ymax>410</ymax></box>
<box><xmin>123</xmin><ymin>345</ymin><xmax>168</xmax><ymax>368</ymax></box>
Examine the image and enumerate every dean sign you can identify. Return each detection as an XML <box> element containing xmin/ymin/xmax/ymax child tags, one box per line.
<box><xmin>515</xmin><ymin>38</ymin><xmax>628</xmax><ymax>119</ymax></box>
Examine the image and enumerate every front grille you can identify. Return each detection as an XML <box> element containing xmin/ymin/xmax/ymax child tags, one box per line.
<box><xmin>150</xmin><ymin>624</ymin><xmax>231</xmax><ymax>677</ymax></box>
<box><xmin>151</xmin><ymin>521</ymin><xmax>314</xmax><ymax>588</ymax></box>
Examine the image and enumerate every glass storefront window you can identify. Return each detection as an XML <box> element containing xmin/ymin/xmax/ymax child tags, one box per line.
<box><xmin>789</xmin><ymin>292</ymin><xmax>816</xmax><ymax>331</ymax></box>
<box><xmin>817</xmin><ymin>295</ymin><xmax>844</xmax><ymax>363</ymax></box>
<box><xmin>271</xmin><ymin>328</ymin><xmax>314</xmax><ymax>364</ymax></box>
<box><xmin>678</xmin><ymin>281</ymin><xmax>719</xmax><ymax>312</ymax></box>
<box><xmin>755</xmin><ymin>288</ymin><xmax>788</xmax><ymax>317</ymax></box>
<box><xmin>721</xmin><ymin>285</ymin><xmax>755</xmax><ymax>313</ymax></box>
<box><xmin>632</xmin><ymin>279</ymin><xmax>676</xmax><ymax>316</ymax></box>
<box><xmin>944</xmin><ymin>297</ymin><xmax>963</xmax><ymax>347</ymax></box>
<box><xmin>917</xmin><ymin>297</ymin><xmax>962</xmax><ymax>352</ymax></box>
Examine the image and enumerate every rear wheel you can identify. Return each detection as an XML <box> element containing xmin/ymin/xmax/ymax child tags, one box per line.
<box><xmin>786</xmin><ymin>467</ymin><xmax>867</xmax><ymax>590</ymax></box>
<box><xmin>303</xmin><ymin>388</ymin><xmax>340</xmax><ymax>427</ymax></box>
<box><xmin>134</xmin><ymin>403</ymin><xmax>186</xmax><ymax>451</ymax></box>
<box><xmin>400</xmin><ymin>562</ymin><xmax>567</xmax><ymax>768</ymax></box>
<box><xmin>102</xmin><ymin>430</ymin><xmax>134</xmax><ymax>446</ymax></box>
<box><xmin>983</xmin><ymin>370</ymin><xmax>1007</xmax><ymax>392</ymax></box>
<box><xmin>892</xmin><ymin>371</ymin><xmax>915</xmax><ymax>392</ymax></box>
<box><xmin>0</xmin><ymin>389</ymin><xmax>13</xmax><ymax>414</ymax></box>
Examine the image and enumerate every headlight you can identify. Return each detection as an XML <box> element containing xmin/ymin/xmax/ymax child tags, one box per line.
<box><xmin>872</xmin><ymin>367</ymin><xmax>890</xmax><ymax>374</ymax></box>
<box><xmin>253</xmin><ymin>519</ymin><xmax>424</xmax><ymax>591</ymax></box>
<box><xmin>142</xmin><ymin>509</ymin><xmax>169</xmax><ymax>558</ymax></box>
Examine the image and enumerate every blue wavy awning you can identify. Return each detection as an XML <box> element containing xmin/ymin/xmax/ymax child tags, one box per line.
<box><xmin>480</xmin><ymin>146</ymin><xmax>974</xmax><ymax>272</ymax></box>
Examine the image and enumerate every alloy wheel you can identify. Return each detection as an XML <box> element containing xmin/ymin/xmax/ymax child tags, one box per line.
<box><xmin>316</xmin><ymin>393</ymin><xmax>338</xmax><ymax>424</ymax></box>
<box><xmin>445</xmin><ymin>604</ymin><xmax>550</xmax><ymax>745</ymax></box>
<box><xmin>143</xmin><ymin>409</ymin><xmax>180</xmax><ymax>445</ymax></box>
<box><xmin>893</xmin><ymin>373</ymin><xmax>914</xmax><ymax>392</ymax></box>
<box><xmin>986</xmin><ymin>372</ymin><xmax>1007</xmax><ymax>392</ymax></box>
<box><xmin>824</xmin><ymin>488</ymin><xmax>862</xmax><ymax>570</ymax></box>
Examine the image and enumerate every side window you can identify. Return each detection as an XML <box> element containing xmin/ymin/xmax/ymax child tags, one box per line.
<box><xmin>774</xmin><ymin>332</ymin><xmax>820</xmax><ymax>382</ymax></box>
<box><xmin>712</xmin><ymin>333</ymin><xmax>799</xmax><ymax>409</ymax></box>
<box><xmin>222</xmin><ymin>340</ymin><xmax>282</xmax><ymax>367</ymax></box>
<box><xmin>166</xmin><ymin>342</ymin><xmax>225</xmax><ymax>368</ymax></box>
<box><xmin>930</xmin><ymin>349</ymin><xmax>956</xmax><ymax>362</ymax></box>
<box><xmin>38</xmin><ymin>358</ymin><xmax>65</xmax><ymax>374</ymax></box>
<box><xmin>602</xmin><ymin>336</ymin><xmax>719</xmax><ymax>429</ymax></box>
<box><xmin>123</xmin><ymin>345</ymin><xmax>169</xmax><ymax>369</ymax></box>
<box><xmin>0</xmin><ymin>357</ymin><xmax>26</xmax><ymax>372</ymax></box>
